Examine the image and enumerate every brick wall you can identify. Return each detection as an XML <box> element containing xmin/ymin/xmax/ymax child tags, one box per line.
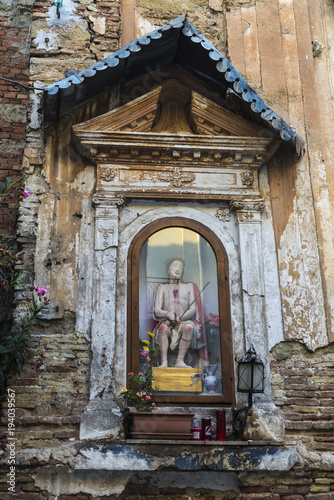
<box><xmin>0</xmin><ymin>313</ymin><xmax>90</xmax><ymax>450</ymax></box>
<box><xmin>0</xmin><ymin>2</ymin><xmax>32</xmax><ymax>236</ymax></box>
<box><xmin>271</xmin><ymin>341</ymin><xmax>334</xmax><ymax>453</ymax></box>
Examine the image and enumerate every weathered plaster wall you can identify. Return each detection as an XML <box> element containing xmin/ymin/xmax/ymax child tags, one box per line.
<box><xmin>225</xmin><ymin>0</ymin><xmax>334</xmax><ymax>347</ymax></box>
<box><xmin>134</xmin><ymin>0</ymin><xmax>226</xmax><ymax>52</ymax></box>
<box><xmin>30</xmin><ymin>0</ymin><xmax>121</xmax><ymax>86</ymax></box>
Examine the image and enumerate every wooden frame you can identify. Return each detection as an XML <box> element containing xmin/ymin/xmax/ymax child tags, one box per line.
<box><xmin>127</xmin><ymin>217</ymin><xmax>235</xmax><ymax>406</ymax></box>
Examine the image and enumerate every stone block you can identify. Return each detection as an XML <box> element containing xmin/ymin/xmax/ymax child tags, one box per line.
<box><xmin>209</xmin><ymin>0</ymin><xmax>223</xmax><ymax>11</ymax></box>
<box><xmin>79</xmin><ymin>400</ymin><xmax>123</xmax><ymax>440</ymax></box>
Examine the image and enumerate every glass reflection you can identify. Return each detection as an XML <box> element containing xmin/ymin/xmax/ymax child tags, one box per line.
<box><xmin>139</xmin><ymin>227</ymin><xmax>222</xmax><ymax>395</ymax></box>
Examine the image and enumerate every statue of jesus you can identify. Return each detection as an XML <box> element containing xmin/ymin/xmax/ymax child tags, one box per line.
<box><xmin>154</xmin><ymin>258</ymin><xmax>198</xmax><ymax>368</ymax></box>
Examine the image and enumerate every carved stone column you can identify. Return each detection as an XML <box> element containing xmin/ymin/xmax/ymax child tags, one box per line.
<box><xmin>230</xmin><ymin>200</ymin><xmax>267</xmax><ymax>360</ymax></box>
<box><xmin>80</xmin><ymin>194</ymin><xmax>124</xmax><ymax>440</ymax></box>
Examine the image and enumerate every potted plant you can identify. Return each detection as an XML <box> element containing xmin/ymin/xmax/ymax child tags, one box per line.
<box><xmin>119</xmin><ymin>332</ymin><xmax>194</xmax><ymax>439</ymax></box>
<box><xmin>119</xmin><ymin>369</ymin><xmax>157</xmax><ymax>413</ymax></box>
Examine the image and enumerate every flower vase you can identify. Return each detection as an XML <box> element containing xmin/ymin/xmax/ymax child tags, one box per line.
<box><xmin>203</xmin><ymin>364</ymin><xmax>219</xmax><ymax>394</ymax></box>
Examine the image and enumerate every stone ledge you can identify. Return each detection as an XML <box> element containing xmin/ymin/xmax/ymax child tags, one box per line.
<box><xmin>74</xmin><ymin>441</ymin><xmax>299</xmax><ymax>472</ymax></box>
<box><xmin>125</xmin><ymin>439</ymin><xmax>286</xmax><ymax>446</ymax></box>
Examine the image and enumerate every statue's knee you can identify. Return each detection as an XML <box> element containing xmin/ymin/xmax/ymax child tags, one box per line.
<box><xmin>159</xmin><ymin>324</ymin><xmax>168</xmax><ymax>336</ymax></box>
<box><xmin>187</xmin><ymin>324</ymin><xmax>194</xmax><ymax>333</ymax></box>
<box><xmin>182</xmin><ymin>323</ymin><xmax>194</xmax><ymax>339</ymax></box>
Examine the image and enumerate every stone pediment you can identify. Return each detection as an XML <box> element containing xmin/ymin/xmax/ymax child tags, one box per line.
<box><xmin>73</xmin><ymin>80</ymin><xmax>281</xmax><ymax>201</ymax></box>
<box><xmin>75</xmin><ymin>87</ymin><xmax>161</xmax><ymax>134</ymax></box>
<box><xmin>74</xmin><ymin>80</ymin><xmax>267</xmax><ymax>138</ymax></box>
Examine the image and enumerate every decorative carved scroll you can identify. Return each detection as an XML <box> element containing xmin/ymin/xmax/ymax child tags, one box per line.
<box><xmin>216</xmin><ymin>208</ymin><xmax>231</xmax><ymax>222</ymax></box>
<box><xmin>101</xmin><ymin>167</ymin><xmax>116</xmax><ymax>182</ymax></box>
<box><xmin>98</xmin><ymin>225</ymin><xmax>115</xmax><ymax>247</ymax></box>
<box><xmin>241</xmin><ymin>172</ymin><xmax>254</xmax><ymax>186</ymax></box>
<box><xmin>159</xmin><ymin>167</ymin><xmax>195</xmax><ymax>187</ymax></box>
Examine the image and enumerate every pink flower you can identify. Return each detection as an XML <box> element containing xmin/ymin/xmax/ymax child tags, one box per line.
<box><xmin>140</xmin><ymin>350</ymin><xmax>149</xmax><ymax>357</ymax></box>
<box><xmin>35</xmin><ymin>286</ymin><xmax>47</xmax><ymax>297</ymax></box>
<box><xmin>137</xmin><ymin>391</ymin><xmax>143</xmax><ymax>397</ymax></box>
<box><xmin>23</xmin><ymin>190</ymin><xmax>30</xmax><ymax>198</ymax></box>
<box><xmin>209</xmin><ymin>313</ymin><xmax>219</xmax><ymax>326</ymax></box>
<box><xmin>152</xmin><ymin>403</ymin><xmax>156</xmax><ymax>407</ymax></box>
<box><xmin>145</xmin><ymin>395</ymin><xmax>151</xmax><ymax>400</ymax></box>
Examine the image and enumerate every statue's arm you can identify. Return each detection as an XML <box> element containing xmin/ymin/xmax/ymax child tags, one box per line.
<box><xmin>154</xmin><ymin>285</ymin><xmax>171</xmax><ymax>320</ymax></box>
<box><xmin>180</xmin><ymin>284</ymin><xmax>196</xmax><ymax>321</ymax></box>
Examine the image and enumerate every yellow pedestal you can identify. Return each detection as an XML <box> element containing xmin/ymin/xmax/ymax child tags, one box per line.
<box><xmin>152</xmin><ymin>367</ymin><xmax>202</xmax><ymax>392</ymax></box>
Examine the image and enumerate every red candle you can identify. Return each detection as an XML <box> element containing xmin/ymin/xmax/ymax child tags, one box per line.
<box><xmin>216</xmin><ymin>410</ymin><xmax>226</xmax><ymax>441</ymax></box>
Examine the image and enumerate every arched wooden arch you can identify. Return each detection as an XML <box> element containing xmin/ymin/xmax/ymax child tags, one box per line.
<box><xmin>127</xmin><ymin>217</ymin><xmax>235</xmax><ymax>406</ymax></box>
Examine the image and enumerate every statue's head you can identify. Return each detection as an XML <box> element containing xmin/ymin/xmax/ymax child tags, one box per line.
<box><xmin>165</xmin><ymin>258</ymin><xmax>185</xmax><ymax>280</ymax></box>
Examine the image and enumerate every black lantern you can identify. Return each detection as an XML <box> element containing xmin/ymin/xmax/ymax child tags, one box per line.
<box><xmin>232</xmin><ymin>344</ymin><xmax>265</xmax><ymax>438</ymax></box>
<box><xmin>237</xmin><ymin>343</ymin><xmax>265</xmax><ymax>408</ymax></box>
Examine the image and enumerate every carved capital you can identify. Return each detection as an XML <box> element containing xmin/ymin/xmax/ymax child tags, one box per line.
<box><xmin>92</xmin><ymin>194</ymin><xmax>125</xmax><ymax>208</ymax></box>
<box><xmin>230</xmin><ymin>199</ymin><xmax>265</xmax><ymax>223</ymax></box>
<box><xmin>230</xmin><ymin>199</ymin><xmax>265</xmax><ymax>212</ymax></box>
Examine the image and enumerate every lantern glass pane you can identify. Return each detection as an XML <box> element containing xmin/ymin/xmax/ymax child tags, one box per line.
<box><xmin>253</xmin><ymin>362</ymin><xmax>264</xmax><ymax>392</ymax></box>
<box><xmin>238</xmin><ymin>362</ymin><xmax>252</xmax><ymax>392</ymax></box>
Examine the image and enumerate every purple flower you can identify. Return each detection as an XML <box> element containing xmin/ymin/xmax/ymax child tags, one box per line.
<box><xmin>35</xmin><ymin>286</ymin><xmax>47</xmax><ymax>297</ymax></box>
<box><xmin>23</xmin><ymin>190</ymin><xmax>30</xmax><ymax>198</ymax></box>
<box><xmin>140</xmin><ymin>349</ymin><xmax>149</xmax><ymax>357</ymax></box>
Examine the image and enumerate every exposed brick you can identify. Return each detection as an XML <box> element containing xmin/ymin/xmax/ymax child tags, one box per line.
<box><xmin>53</xmin><ymin>430</ymin><xmax>78</xmax><ymax>439</ymax></box>
<box><xmin>58</xmin><ymin>496</ymin><xmax>91</xmax><ymax>500</ymax></box>
<box><xmin>305</xmin><ymin>494</ymin><xmax>334</xmax><ymax>500</ymax></box>
<box><xmin>282</xmin><ymin>496</ymin><xmax>305</xmax><ymax>500</ymax></box>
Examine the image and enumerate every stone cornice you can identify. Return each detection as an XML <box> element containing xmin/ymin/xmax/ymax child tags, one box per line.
<box><xmin>74</xmin><ymin>131</ymin><xmax>280</xmax><ymax>170</ymax></box>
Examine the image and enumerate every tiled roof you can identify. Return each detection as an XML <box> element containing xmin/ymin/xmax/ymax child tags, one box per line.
<box><xmin>44</xmin><ymin>14</ymin><xmax>304</xmax><ymax>155</ymax></box>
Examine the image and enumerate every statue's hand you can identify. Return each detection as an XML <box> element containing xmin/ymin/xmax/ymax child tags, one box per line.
<box><xmin>167</xmin><ymin>311</ymin><xmax>175</xmax><ymax>322</ymax></box>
